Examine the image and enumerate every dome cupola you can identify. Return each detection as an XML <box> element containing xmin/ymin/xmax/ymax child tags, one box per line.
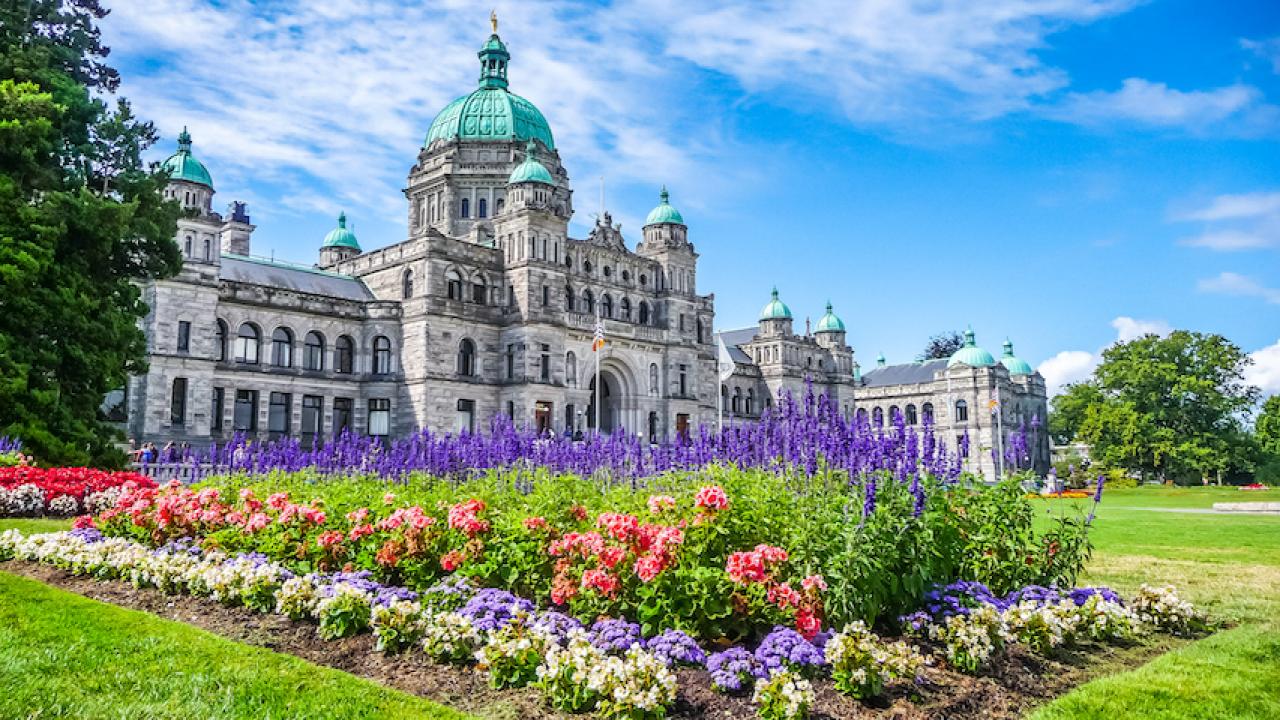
<box><xmin>815</xmin><ymin>301</ymin><xmax>846</xmax><ymax>333</ymax></box>
<box><xmin>423</xmin><ymin>17</ymin><xmax>555</xmax><ymax>150</ymax></box>
<box><xmin>322</xmin><ymin>212</ymin><xmax>361</xmax><ymax>251</ymax></box>
<box><xmin>508</xmin><ymin>140</ymin><xmax>554</xmax><ymax>184</ymax></box>
<box><xmin>644</xmin><ymin>186</ymin><xmax>685</xmax><ymax>226</ymax></box>
<box><xmin>1000</xmin><ymin>338</ymin><xmax>1034</xmax><ymax>376</ymax></box>
<box><xmin>759</xmin><ymin>287</ymin><xmax>793</xmax><ymax>321</ymax></box>
<box><xmin>161</xmin><ymin>127</ymin><xmax>213</xmax><ymax>187</ymax></box>
<box><xmin>948</xmin><ymin>327</ymin><xmax>997</xmax><ymax>368</ymax></box>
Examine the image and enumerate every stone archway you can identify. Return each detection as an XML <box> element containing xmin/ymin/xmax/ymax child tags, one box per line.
<box><xmin>586</xmin><ymin>358</ymin><xmax>639</xmax><ymax>435</ymax></box>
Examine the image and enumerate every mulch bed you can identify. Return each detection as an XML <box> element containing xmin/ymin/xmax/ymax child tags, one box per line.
<box><xmin>1</xmin><ymin>560</ymin><xmax>1184</xmax><ymax>719</ymax></box>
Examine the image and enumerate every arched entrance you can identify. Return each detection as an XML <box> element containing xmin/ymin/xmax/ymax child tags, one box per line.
<box><xmin>586</xmin><ymin>370</ymin><xmax>620</xmax><ymax>433</ymax></box>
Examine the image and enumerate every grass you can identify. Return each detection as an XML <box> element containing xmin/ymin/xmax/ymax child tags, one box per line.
<box><xmin>1029</xmin><ymin>486</ymin><xmax>1280</xmax><ymax>720</ymax></box>
<box><xmin>0</xmin><ymin>517</ymin><xmax>73</xmax><ymax>534</ymax></box>
<box><xmin>0</xmin><ymin>570</ymin><xmax>472</xmax><ymax>720</ymax></box>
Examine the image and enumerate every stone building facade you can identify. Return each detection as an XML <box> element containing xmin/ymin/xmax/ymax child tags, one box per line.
<box><xmin>127</xmin><ymin>27</ymin><xmax>715</xmax><ymax>446</ymax></box>
<box><xmin>717</xmin><ymin>292</ymin><xmax>1051</xmax><ymax>481</ymax></box>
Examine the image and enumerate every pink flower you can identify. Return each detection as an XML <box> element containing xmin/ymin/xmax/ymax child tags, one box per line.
<box><xmin>348</xmin><ymin>523</ymin><xmax>374</xmax><ymax>541</ymax></box>
<box><xmin>801</xmin><ymin>574</ymin><xmax>827</xmax><ymax>593</ymax></box>
<box><xmin>581</xmin><ymin>568</ymin><xmax>620</xmax><ymax>598</ymax></box>
<box><xmin>346</xmin><ymin>507</ymin><xmax>370</xmax><ymax>524</ymax></box>
<box><xmin>266</xmin><ymin>493</ymin><xmax>289</xmax><ymax>511</ymax></box>
<box><xmin>440</xmin><ymin>549</ymin><xmax>465</xmax><ymax>571</ymax></box>
<box><xmin>599</xmin><ymin>546</ymin><xmax>626</xmax><ymax>569</ymax></box>
<box><xmin>754</xmin><ymin>544</ymin><xmax>788</xmax><ymax>564</ymax></box>
<box><xmin>726</xmin><ymin>551</ymin><xmax>768</xmax><ymax>584</ymax></box>
<box><xmin>72</xmin><ymin>515</ymin><xmax>95</xmax><ymax>530</ymax></box>
<box><xmin>382</xmin><ymin>492</ymin><xmax>396</xmax><ymax>505</ymax></box>
<box><xmin>524</xmin><ymin>516</ymin><xmax>549</xmax><ymax>531</ymax></box>
<box><xmin>596</xmin><ymin>512</ymin><xmax>640</xmax><ymax>542</ymax></box>
<box><xmin>317</xmin><ymin>531</ymin><xmax>343</xmax><ymax>549</ymax></box>
<box><xmin>634</xmin><ymin>554</ymin><xmax>665</xmax><ymax>582</ymax></box>
<box><xmin>796</xmin><ymin>608</ymin><xmax>822</xmax><ymax>640</ymax></box>
<box><xmin>647</xmin><ymin>495</ymin><xmax>676</xmax><ymax>514</ymax></box>
<box><xmin>694</xmin><ymin>485</ymin><xmax>730</xmax><ymax>511</ymax></box>
<box><xmin>768</xmin><ymin>582</ymin><xmax>802</xmax><ymax>609</ymax></box>
<box><xmin>245</xmin><ymin>513</ymin><xmax>270</xmax><ymax>533</ymax></box>
<box><xmin>448</xmin><ymin>498</ymin><xmax>489</xmax><ymax>537</ymax></box>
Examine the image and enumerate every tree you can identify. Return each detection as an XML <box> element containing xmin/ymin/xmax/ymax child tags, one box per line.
<box><xmin>919</xmin><ymin>331</ymin><xmax>964</xmax><ymax>361</ymax></box>
<box><xmin>0</xmin><ymin>1</ymin><xmax>181</xmax><ymax>466</ymax></box>
<box><xmin>1256</xmin><ymin>395</ymin><xmax>1280</xmax><ymax>457</ymax></box>
<box><xmin>1049</xmin><ymin>332</ymin><xmax>1258</xmax><ymax>484</ymax></box>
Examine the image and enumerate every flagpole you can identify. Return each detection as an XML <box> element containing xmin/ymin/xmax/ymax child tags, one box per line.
<box><xmin>994</xmin><ymin>389</ymin><xmax>1004</xmax><ymax>480</ymax></box>
<box><xmin>717</xmin><ymin>374</ymin><xmax>723</xmax><ymax>437</ymax></box>
<box><xmin>594</xmin><ymin>310</ymin><xmax>601</xmax><ymax>435</ymax></box>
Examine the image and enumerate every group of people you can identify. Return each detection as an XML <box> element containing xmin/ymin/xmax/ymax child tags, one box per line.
<box><xmin>128</xmin><ymin>439</ymin><xmax>191</xmax><ymax>465</ymax></box>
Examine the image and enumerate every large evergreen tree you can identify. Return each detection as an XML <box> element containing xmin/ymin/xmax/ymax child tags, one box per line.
<box><xmin>1048</xmin><ymin>331</ymin><xmax>1259</xmax><ymax>483</ymax></box>
<box><xmin>0</xmin><ymin>1</ymin><xmax>180</xmax><ymax>466</ymax></box>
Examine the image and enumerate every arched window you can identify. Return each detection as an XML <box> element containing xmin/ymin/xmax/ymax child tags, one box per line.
<box><xmin>304</xmin><ymin>331</ymin><xmax>325</xmax><ymax>371</ymax></box>
<box><xmin>373</xmin><ymin>336</ymin><xmax>392</xmax><ymax>375</ymax></box>
<box><xmin>696</xmin><ymin>318</ymin><xmax>704</xmax><ymax>343</ymax></box>
<box><xmin>215</xmin><ymin>319</ymin><xmax>228</xmax><ymax>362</ymax></box>
<box><xmin>472</xmin><ymin>276</ymin><xmax>487</xmax><ymax>304</ymax></box>
<box><xmin>335</xmin><ymin>335</ymin><xmax>355</xmax><ymax>374</ymax></box>
<box><xmin>746</xmin><ymin>389</ymin><xmax>755</xmax><ymax>415</ymax></box>
<box><xmin>203</xmin><ymin>238</ymin><xmax>211</xmax><ymax>261</ymax></box>
<box><xmin>620</xmin><ymin>297</ymin><xmax>632</xmax><ymax>321</ymax></box>
<box><xmin>478</xmin><ymin>197</ymin><xmax>487</xmax><ymax>218</ymax></box>
<box><xmin>889</xmin><ymin>405</ymin><xmax>900</xmax><ymax>424</ymax></box>
<box><xmin>856</xmin><ymin>408</ymin><xmax>868</xmax><ymax>423</ymax></box>
<box><xmin>923</xmin><ymin>402</ymin><xmax>935</xmax><ymax>422</ymax></box>
<box><xmin>638</xmin><ymin>301</ymin><xmax>650</xmax><ymax>325</ymax></box>
<box><xmin>603</xmin><ymin>265</ymin><xmax>612</xmax><ymax>278</ymax></box>
<box><xmin>906</xmin><ymin>404</ymin><xmax>918</xmax><ymax>425</ymax></box>
<box><xmin>235</xmin><ymin>323</ymin><xmax>260</xmax><ymax>364</ymax></box>
<box><xmin>955</xmin><ymin>399</ymin><xmax>969</xmax><ymax>423</ymax></box>
<box><xmin>721</xmin><ymin>384</ymin><xmax>729</xmax><ymax>409</ymax></box>
<box><xmin>639</xmin><ymin>274</ymin><xmax>647</xmax><ymax>286</ymax></box>
<box><xmin>601</xmin><ymin>293</ymin><xmax>613</xmax><ymax>319</ymax></box>
<box><xmin>566</xmin><ymin>351</ymin><xmax>577</xmax><ymax>387</ymax></box>
<box><xmin>184</xmin><ymin>235</ymin><xmax>192</xmax><ymax>257</ymax></box>
<box><xmin>495</xmin><ymin>198</ymin><xmax>504</xmax><ymax>214</ymax></box>
<box><xmin>872</xmin><ymin>407</ymin><xmax>884</xmax><ymax>426</ymax></box>
<box><xmin>732</xmin><ymin>387</ymin><xmax>742</xmax><ymax>414</ymax></box>
<box><xmin>565</xmin><ymin>285</ymin><xmax>575</xmax><ymax>311</ymax></box>
<box><xmin>270</xmin><ymin>327</ymin><xmax>293</xmax><ymax>367</ymax></box>
<box><xmin>446</xmin><ymin>270</ymin><xmax>463</xmax><ymax>300</ymax></box>
<box><xmin>583</xmin><ymin>260</ymin><xmax>593</xmax><ymax>274</ymax></box>
<box><xmin>457</xmin><ymin>339</ymin><xmax>476</xmax><ymax>376</ymax></box>
<box><xmin>402</xmin><ymin>268</ymin><xmax>414</xmax><ymax>298</ymax></box>
<box><xmin>460</xmin><ymin>197</ymin><xmax>470</xmax><ymax>218</ymax></box>
<box><xmin>582</xmin><ymin>289</ymin><xmax>594</xmax><ymax>315</ymax></box>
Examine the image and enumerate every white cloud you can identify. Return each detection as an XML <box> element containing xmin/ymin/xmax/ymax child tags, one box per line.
<box><xmin>1039</xmin><ymin>316</ymin><xmax>1170</xmax><ymax>396</ymax></box>
<box><xmin>1039</xmin><ymin>350</ymin><xmax>1097</xmax><ymax>396</ymax></box>
<box><xmin>1052</xmin><ymin>78</ymin><xmax>1267</xmax><ymax>129</ymax></box>
<box><xmin>1172</xmin><ymin>190</ymin><xmax>1280</xmax><ymax>253</ymax></box>
<box><xmin>1179</xmin><ymin>229</ymin><xmax>1277</xmax><ymax>251</ymax></box>
<box><xmin>1242</xmin><ymin>36</ymin><xmax>1280</xmax><ymax>74</ymax></box>
<box><xmin>1246</xmin><ymin>340</ymin><xmax>1280</xmax><ymax>397</ymax></box>
<box><xmin>1197</xmin><ymin>272</ymin><xmax>1280</xmax><ymax>304</ymax></box>
<box><xmin>1177</xmin><ymin>191</ymin><xmax>1280</xmax><ymax>222</ymax></box>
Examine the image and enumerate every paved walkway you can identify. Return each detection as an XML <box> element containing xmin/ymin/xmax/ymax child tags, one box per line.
<box><xmin>1109</xmin><ymin>505</ymin><xmax>1280</xmax><ymax>516</ymax></box>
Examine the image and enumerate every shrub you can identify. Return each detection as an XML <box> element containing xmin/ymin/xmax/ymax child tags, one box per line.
<box><xmin>752</xmin><ymin>669</ymin><xmax>814</xmax><ymax>720</ymax></box>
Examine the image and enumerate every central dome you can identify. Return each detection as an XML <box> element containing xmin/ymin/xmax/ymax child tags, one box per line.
<box><xmin>423</xmin><ymin>30</ymin><xmax>555</xmax><ymax>150</ymax></box>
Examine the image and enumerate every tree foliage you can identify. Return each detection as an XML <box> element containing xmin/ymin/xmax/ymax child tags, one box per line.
<box><xmin>1256</xmin><ymin>395</ymin><xmax>1280</xmax><ymax>457</ymax></box>
<box><xmin>918</xmin><ymin>331</ymin><xmax>964</xmax><ymax>361</ymax></box>
<box><xmin>1048</xmin><ymin>332</ymin><xmax>1259</xmax><ymax>483</ymax></box>
<box><xmin>0</xmin><ymin>1</ymin><xmax>181</xmax><ymax>466</ymax></box>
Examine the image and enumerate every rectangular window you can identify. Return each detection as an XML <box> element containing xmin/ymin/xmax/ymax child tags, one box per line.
<box><xmin>333</xmin><ymin>398</ymin><xmax>353</xmax><ymax>437</ymax></box>
<box><xmin>679</xmin><ymin>314</ymin><xmax>686</xmax><ymax>331</ymax></box>
<box><xmin>506</xmin><ymin>344</ymin><xmax>515</xmax><ymax>379</ymax></box>
<box><xmin>211</xmin><ymin>387</ymin><xmax>224</xmax><ymax>431</ymax></box>
<box><xmin>170</xmin><ymin>377</ymin><xmax>187</xmax><ymax>426</ymax></box>
<box><xmin>233</xmin><ymin>389</ymin><xmax>258</xmax><ymax>431</ymax></box>
<box><xmin>268</xmin><ymin>392</ymin><xmax>291</xmax><ymax>439</ymax></box>
<box><xmin>506</xmin><ymin>400</ymin><xmax>515</xmax><ymax>419</ymax></box>
<box><xmin>678</xmin><ymin>364</ymin><xmax>687</xmax><ymax>396</ymax></box>
<box><xmin>507</xmin><ymin>285</ymin><xmax>515</xmax><ymax>308</ymax></box>
<box><xmin>456</xmin><ymin>399</ymin><xmax>476</xmax><ymax>433</ymax></box>
<box><xmin>565</xmin><ymin>403</ymin><xmax>575</xmax><ymax>434</ymax></box>
<box><xmin>541</xmin><ymin>285</ymin><xmax>549</xmax><ymax>307</ymax></box>
<box><xmin>368</xmin><ymin>398</ymin><xmax>390</xmax><ymax>437</ymax></box>
<box><xmin>177</xmin><ymin>321</ymin><xmax>191</xmax><ymax>354</ymax></box>
<box><xmin>540</xmin><ymin>343</ymin><xmax>550</xmax><ymax>381</ymax></box>
<box><xmin>301</xmin><ymin>395</ymin><xmax>322</xmax><ymax>446</ymax></box>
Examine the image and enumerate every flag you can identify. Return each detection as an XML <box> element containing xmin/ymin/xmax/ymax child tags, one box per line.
<box><xmin>592</xmin><ymin>319</ymin><xmax>605</xmax><ymax>352</ymax></box>
<box><xmin>717</xmin><ymin>334</ymin><xmax>736</xmax><ymax>381</ymax></box>
<box><xmin>988</xmin><ymin>396</ymin><xmax>1000</xmax><ymax>412</ymax></box>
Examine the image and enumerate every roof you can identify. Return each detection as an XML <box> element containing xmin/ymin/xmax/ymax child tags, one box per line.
<box><xmin>759</xmin><ymin>287</ymin><xmax>792</xmax><ymax>320</ymax></box>
<box><xmin>219</xmin><ymin>254</ymin><xmax>374</xmax><ymax>302</ymax></box>
<box><xmin>161</xmin><ymin>127</ymin><xmax>213</xmax><ymax>187</ymax></box>
<box><xmin>322</xmin><ymin>212</ymin><xmax>361</xmax><ymax>250</ymax></box>
<box><xmin>861</xmin><ymin>359</ymin><xmax>948</xmax><ymax>387</ymax></box>
<box><xmin>508</xmin><ymin>140</ymin><xmax>554</xmax><ymax>184</ymax></box>
<box><xmin>644</xmin><ymin>186</ymin><xmax>685</xmax><ymax>226</ymax></box>
<box><xmin>716</xmin><ymin>328</ymin><xmax>757</xmax><ymax>364</ymax></box>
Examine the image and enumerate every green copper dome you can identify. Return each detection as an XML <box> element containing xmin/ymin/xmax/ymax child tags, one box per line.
<box><xmin>508</xmin><ymin>140</ymin><xmax>554</xmax><ymax>184</ymax></box>
<box><xmin>815</xmin><ymin>301</ymin><xmax>845</xmax><ymax>333</ymax></box>
<box><xmin>161</xmin><ymin>127</ymin><xmax>213</xmax><ymax>187</ymax></box>
<box><xmin>424</xmin><ymin>31</ymin><xmax>555</xmax><ymax>150</ymax></box>
<box><xmin>948</xmin><ymin>327</ymin><xmax>997</xmax><ymax>368</ymax></box>
<box><xmin>644</xmin><ymin>186</ymin><xmax>685</xmax><ymax>226</ymax></box>
<box><xmin>759</xmin><ymin>287</ymin><xmax>793</xmax><ymax>321</ymax></box>
<box><xmin>322</xmin><ymin>212</ymin><xmax>361</xmax><ymax>250</ymax></box>
<box><xmin>1000</xmin><ymin>339</ymin><xmax>1034</xmax><ymax>375</ymax></box>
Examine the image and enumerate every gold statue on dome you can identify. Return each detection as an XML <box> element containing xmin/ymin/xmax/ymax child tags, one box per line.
<box><xmin>490</xmin><ymin>10</ymin><xmax>498</xmax><ymax>34</ymax></box>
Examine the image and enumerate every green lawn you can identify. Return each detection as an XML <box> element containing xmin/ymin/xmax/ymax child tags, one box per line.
<box><xmin>0</xmin><ymin>516</ymin><xmax>73</xmax><ymax>533</ymax></box>
<box><xmin>1029</xmin><ymin>487</ymin><xmax>1280</xmax><ymax>720</ymax></box>
<box><xmin>0</xmin><ymin>570</ymin><xmax>471</xmax><ymax>720</ymax></box>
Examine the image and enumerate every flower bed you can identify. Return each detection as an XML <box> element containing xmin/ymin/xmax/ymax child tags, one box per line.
<box><xmin>0</xmin><ymin>528</ymin><xmax>1206</xmax><ymax>720</ymax></box>
<box><xmin>0</xmin><ymin>466</ymin><xmax>154</xmax><ymax>517</ymax></box>
<box><xmin>95</xmin><ymin>467</ymin><xmax>1098</xmax><ymax>640</ymax></box>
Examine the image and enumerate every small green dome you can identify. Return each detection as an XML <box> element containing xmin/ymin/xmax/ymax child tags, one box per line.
<box><xmin>508</xmin><ymin>140</ymin><xmax>554</xmax><ymax>184</ymax></box>
<box><xmin>1000</xmin><ymin>339</ymin><xmax>1034</xmax><ymax>375</ymax></box>
<box><xmin>876</xmin><ymin>352</ymin><xmax>886</xmax><ymax>367</ymax></box>
<box><xmin>161</xmin><ymin>127</ymin><xmax>213</xmax><ymax>187</ymax></box>
<box><xmin>815</xmin><ymin>301</ymin><xmax>845</xmax><ymax>333</ymax></box>
<box><xmin>948</xmin><ymin>327</ymin><xmax>997</xmax><ymax>368</ymax></box>
<box><xmin>644</xmin><ymin>186</ymin><xmax>685</xmax><ymax>226</ymax></box>
<box><xmin>322</xmin><ymin>212</ymin><xmax>361</xmax><ymax>250</ymax></box>
<box><xmin>759</xmin><ymin>287</ymin><xmax>793</xmax><ymax>321</ymax></box>
<box><xmin>423</xmin><ymin>32</ymin><xmax>555</xmax><ymax>150</ymax></box>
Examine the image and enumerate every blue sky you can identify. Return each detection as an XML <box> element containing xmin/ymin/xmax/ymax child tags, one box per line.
<box><xmin>101</xmin><ymin>0</ymin><xmax>1280</xmax><ymax>397</ymax></box>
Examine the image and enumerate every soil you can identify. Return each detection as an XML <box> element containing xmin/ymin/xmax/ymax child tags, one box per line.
<box><xmin>1</xmin><ymin>561</ymin><xmax>1185</xmax><ymax>719</ymax></box>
